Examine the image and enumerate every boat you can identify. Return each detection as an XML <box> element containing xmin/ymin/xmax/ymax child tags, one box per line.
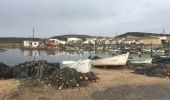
<box><xmin>142</xmin><ymin>49</ymin><xmax>165</xmax><ymax>55</ymax></box>
<box><xmin>152</xmin><ymin>56</ymin><xmax>170</xmax><ymax>64</ymax></box>
<box><xmin>128</xmin><ymin>57</ymin><xmax>153</xmax><ymax>64</ymax></box>
<box><xmin>91</xmin><ymin>52</ymin><xmax>129</xmax><ymax>66</ymax></box>
<box><xmin>62</xmin><ymin>61</ymin><xmax>76</xmax><ymax>68</ymax></box>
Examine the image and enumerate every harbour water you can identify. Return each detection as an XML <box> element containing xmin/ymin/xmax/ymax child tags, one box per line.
<box><xmin>1</xmin><ymin>48</ymin><xmax>170</xmax><ymax>66</ymax></box>
<box><xmin>0</xmin><ymin>48</ymin><xmax>110</xmax><ymax>66</ymax></box>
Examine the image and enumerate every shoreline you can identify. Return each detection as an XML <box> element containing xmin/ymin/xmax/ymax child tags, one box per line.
<box><xmin>1</xmin><ymin>68</ymin><xmax>170</xmax><ymax>100</ymax></box>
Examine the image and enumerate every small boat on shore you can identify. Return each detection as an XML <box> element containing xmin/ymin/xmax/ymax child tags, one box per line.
<box><xmin>91</xmin><ymin>52</ymin><xmax>129</xmax><ymax>66</ymax></box>
<box><xmin>62</xmin><ymin>61</ymin><xmax>76</xmax><ymax>67</ymax></box>
<box><xmin>128</xmin><ymin>57</ymin><xmax>153</xmax><ymax>64</ymax></box>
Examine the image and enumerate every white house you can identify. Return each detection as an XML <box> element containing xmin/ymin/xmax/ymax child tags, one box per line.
<box><xmin>158</xmin><ymin>36</ymin><xmax>167</xmax><ymax>40</ymax></box>
<box><xmin>67</xmin><ymin>37</ymin><xmax>83</xmax><ymax>43</ymax></box>
<box><xmin>83</xmin><ymin>38</ymin><xmax>96</xmax><ymax>44</ymax></box>
<box><xmin>59</xmin><ymin>40</ymin><xmax>66</xmax><ymax>45</ymax></box>
<box><xmin>23</xmin><ymin>40</ymin><xmax>40</xmax><ymax>48</ymax></box>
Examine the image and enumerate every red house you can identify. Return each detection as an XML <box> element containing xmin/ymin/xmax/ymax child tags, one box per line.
<box><xmin>46</xmin><ymin>39</ymin><xmax>60</xmax><ymax>46</ymax></box>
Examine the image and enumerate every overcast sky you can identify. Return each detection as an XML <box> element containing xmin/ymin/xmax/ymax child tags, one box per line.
<box><xmin>0</xmin><ymin>0</ymin><xmax>170</xmax><ymax>38</ymax></box>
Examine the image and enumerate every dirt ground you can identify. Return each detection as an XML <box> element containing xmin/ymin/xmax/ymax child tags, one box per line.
<box><xmin>1</xmin><ymin>68</ymin><xmax>170</xmax><ymax>100</ymax></box>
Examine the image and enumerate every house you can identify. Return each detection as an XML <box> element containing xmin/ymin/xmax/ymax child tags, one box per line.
<box><xmin>141</xmin><ymin>37</ymin><xmax>161</xmax><ymax>45</ymax></box>
<box><xmin>122</xmin><ymin>38</ymin><xmax>137</xmax><ymax>44</ymax></box>
<box><xmin>67</xmin><ymin>37</ymin><xmax>83</xmax><ymax>44</ymax></box>
<box><xmin>83</xmin><ymin>38</ymin><xmax>96</xmax><ymax>44</ymax></box>
<box><xmin>23</xmin><ymin>40</ymin><xmax>40</xmax><ymax>48</ymax></box>
<box><xmin>46</xmin><ymin>38</ymin><xmax>66</xmax><ymax>46</ymax></box>
<box><xmin>46</xmin><ymin>39</ymin><xmax>60</xmax><ymax>46</ymax></box>
<box><xmin>59</xmin><ymin>40</ymin><xmax>66</xmax><ymax>45</ymax></box>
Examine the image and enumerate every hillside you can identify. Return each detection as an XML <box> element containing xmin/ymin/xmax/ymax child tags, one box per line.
<box><xmin>0</xmin><ymin>37</ymin><xmax>42</xmax><ymax>44</ymax></box>
<box><xmin>50</xmin><ymin>34</ymin><xmax>95</xmax><ymax>41</ymax></box>
<box><xmin>117</xmin><ymin>32</ymin><xmax>170</xmax><ymax>38</ymax></box>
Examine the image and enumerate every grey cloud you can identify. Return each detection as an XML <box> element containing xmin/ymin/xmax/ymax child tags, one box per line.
<box><xmin>0</xmin><ymin>0</ymin><xmax>170</xmax><ymax>37</ymax></box>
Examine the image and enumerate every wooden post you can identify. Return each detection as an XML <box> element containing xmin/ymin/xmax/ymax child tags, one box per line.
<box><xmin>150</xmin><ymin>43</ymin><xmax>153</xmax><ymax>57</ymax></box>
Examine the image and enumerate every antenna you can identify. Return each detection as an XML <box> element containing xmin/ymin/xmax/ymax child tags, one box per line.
<box><xmin>33</xmin><ymin>27</ymin><xmax>35</xmax><ymax>39</ymax></box>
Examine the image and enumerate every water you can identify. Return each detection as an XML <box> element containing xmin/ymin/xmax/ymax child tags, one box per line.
<box><xmin>1</xmin><ymin>48</ymin><xmax>169</xmax><ymax>66</ymax></box>
<box><xmin>0</xmin><ymin>48</ymin><xmax>111</xmax><ymax>66</ymax></box>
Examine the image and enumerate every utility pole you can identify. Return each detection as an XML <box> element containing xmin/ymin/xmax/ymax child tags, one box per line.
<box><xmin>33</xmin><ymin>27</ymin><xmax>35</xmax><ymax>39</ymax></box>
<box><xmin>99</xmin><ymin>31</ymin><xmax>102</xmax><ymax>37</ymax></box>
<box><xmin>162</xmin><ymin>29</ymin><xmax>165</xmax><ymax>34</ymax></box>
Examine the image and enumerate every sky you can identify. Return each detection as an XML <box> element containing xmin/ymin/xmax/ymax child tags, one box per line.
<box><xmin>0</xmin><ymin>0</ymin><xmax>170</xmax><ymax>38</ymax></box>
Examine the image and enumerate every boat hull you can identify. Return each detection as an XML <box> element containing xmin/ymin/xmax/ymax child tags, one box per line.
<box><xmin>91</xmin><ymin>52</ymin><xmax>129</xmax><ymax>66</ymax></box>
<box><xmin>128</xmin><ymin>58</ymin><xmax>153</xmax><ymax>64</ymax></box>
<box><xmin>142</xmin><ymin>49</ymin><xmax>165</xmax><ymax>55</ymax></box>
<box><xmin>62</xmin><ymin>61</ymin><xmax>76</xmax><ymax>67</ymax></box>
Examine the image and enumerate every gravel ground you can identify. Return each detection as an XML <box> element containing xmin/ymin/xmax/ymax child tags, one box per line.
<box><xmin>1</xmin><ymin>67</ymin><xmax>170</xmax><ymax>100</ymax></box>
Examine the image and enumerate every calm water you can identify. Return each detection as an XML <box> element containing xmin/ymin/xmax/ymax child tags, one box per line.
<box><xmin>1</xmin><ymin>48</ymin><xmax>169</xmax><ymax>66</ymax></box>
<box><xmin>0</xmin><ymin>48</ymin><xmax>110</xmax><ymax>66</ymax></box>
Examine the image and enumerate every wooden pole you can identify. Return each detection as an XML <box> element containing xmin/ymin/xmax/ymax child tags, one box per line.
<box><xmin>151</xmin><ymin>43</ymin><xmax>153</xmax><ymax>57</ymax></box>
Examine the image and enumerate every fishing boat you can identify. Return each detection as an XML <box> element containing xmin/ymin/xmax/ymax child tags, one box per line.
<box><xmin>142</xmin><ymin>49</ymin><xmax>165</xmax><ymax>55</ymax></box>
<box><xmin>128</xmin><ymin>57</ymin><xmax>153</xmax><ymax>64</ymax></box>
<box><xmin>152</xmin><ymin>56</ymin><xmax>170</xmax><ymax>63</ymax></box>
<box><xmin>91</xmin><ymin>52</ymin><xmax>129</xmax><ymax>66</ymax></box>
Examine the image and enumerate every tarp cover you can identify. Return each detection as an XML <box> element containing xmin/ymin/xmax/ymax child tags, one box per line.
<box><xmin>71</xmin><ymin>59</ymin><xmax>91</xmax><ymax>73</ymax></box>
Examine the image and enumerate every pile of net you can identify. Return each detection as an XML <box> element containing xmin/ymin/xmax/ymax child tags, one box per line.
<box><xmin>46</xmin><ymin>67</ymin><xmax>99</xmax><ymax>89</ymax></box>
<box><xmin>0</xmin><ymin>62</ymin><xmax>13</xmax><ymax>79</ymax></box>
<box><xmin>129</xmin><ymin>63</ymin><xmax>170</xmax><ymax>78</ymax></box>
<box><xmin>0</xmin><ymin>60</ymin><xmax>99</xmax><ymax>89</ymax></box>
<box><xmin>14</xmin><ymin>60</ymin><xmax>60</xmax><ymax>79</ymax></box>
<box><xmin>0</xmin><ymin>60</ymin><xmax>60</xmax><ymax>79</ymax></box>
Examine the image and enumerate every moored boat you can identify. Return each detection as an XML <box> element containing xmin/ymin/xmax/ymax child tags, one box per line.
<box><xmin>91</xmin><ymin>52</ymin><xmax>129</xmax><ymax>66</ymax></box>
<box><xmin>128</xmin><ymin>57</ymin><xmax>153</xmax><ymax>64</ymax></box>
<box><xmin>142</xmin><ymin>49</ymin><xmax>165</xmax><ymax>55</ymax></box>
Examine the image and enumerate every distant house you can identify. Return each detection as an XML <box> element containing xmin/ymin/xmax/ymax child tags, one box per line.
<box><xmin>104</xmin><ymin>38</ymin><xmax>114</xmax><ymax>45</ymax></box>
<box><xmin>83</xmin><ymin>38</ymin><xmax>96</xmax><ymax>44</ymax></box>
<box><xmin>67</xmin><ymin>37</ymin><xmax>83</xmax><ymax>44</ymax></box>
<box><xmin>59</xmin><ymin>40</ymin><xmax>66</xmax><ymax>45</ymax></box>
<box><xmin>23</xmin><ymin>40</ymin><xmax>40</xmax><ymax>48</ymax></box>
<box><xmin>46</xmin><ymin>39</ymin><xmax>66</xmax><ymax>46</ymax></box>
<box><xmin>123</xmin><ymin>38</ymin><xmax>137</xmax><ymax>44</ymax></box>
<box><xmin>165</xmin><ymin>36</ymin><xmax>170</xmax><ymax>44</ymax></box>
<box><xmin>46</xmin><ymin>39</ymin><xmax>60</xmax><ymax>46</ymax></box>
<box><xmin>141</xmin><ymin>37</ymin><xmax>161</xmax><ymax>45</ymax></box>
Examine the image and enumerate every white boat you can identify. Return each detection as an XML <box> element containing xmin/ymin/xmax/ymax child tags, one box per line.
<box><xmin>62</xmin><ymin>61</ymin><xmax>76</xmax><ymax>68</ymax></box>
<box><xmin>128</xmin><ymin>57</ymin><xmax>153</xmax><ymax>64</ymax></box>
<box><xmin>91</xmin><ymin>52</ymin><xmax>129</xmax><ymax>66</ymax></box>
